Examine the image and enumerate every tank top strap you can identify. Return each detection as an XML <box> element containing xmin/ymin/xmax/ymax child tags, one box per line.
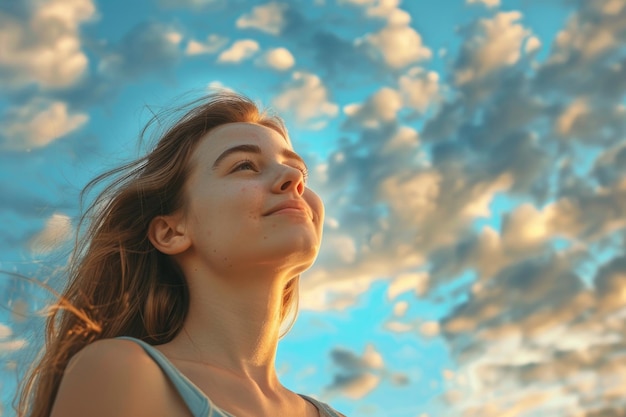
<box><xmin>116</xmin><ymin>336</ymin><xmax>233</xmax><ymax>417</ymax></box>
<box><xmin>116</xmin><ymin>336</ymin><xmax>346</xmax><ymax>417</ymax></box>
<box><xmin>299</xmin><ymin>394</ymin><xmax>347</xmax><ymax>417</ymax></box>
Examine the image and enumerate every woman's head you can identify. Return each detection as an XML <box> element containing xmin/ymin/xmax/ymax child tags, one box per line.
<box><xmin>73</xmin><ymin>92</ymin><xmax>307</xmax><ymax>343</ymax></box>
<box><xmin>150</xmin><ymin>122</ymin><xmax>324</xmax><ymax>287</ymax></box>
<box><xmin>18</xmin><ymin>91</ymin><xmax>321</xmax><ymax>417</ymax></box>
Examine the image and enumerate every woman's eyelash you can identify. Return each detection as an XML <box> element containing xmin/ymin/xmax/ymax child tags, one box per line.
<box><xmin>232</xmin><ymin>159</ymin><xmax>308</xmax><ymax>182</ymax></box>
<box><xmin>233</xmin><ymin>159</ymin><xmax>257</xmax><ymax>171</ymax></box>
<box><xmin>299</xmin><ymin>166</ymin><xmax>309</xmax><ymax>182</ymax></box>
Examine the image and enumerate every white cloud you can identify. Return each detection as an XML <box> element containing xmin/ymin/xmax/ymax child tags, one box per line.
<box><xmin>255</xmin><ymin>47</ymin><xmax>295</xmax><ymax>71</ymax></box>
<box><xmin>3</xmin><ymin>99</ymin><xmax>88</xmax><ymax>150</ymax></box>
<box><xmin>359</xmin><ymin>21</ymin><xmax>432</xmax><ymax>69</ymax></box>
<box><xmin>384</xmin><ymin>321</ymin><xmax>414</xmax><ymax>332</ymax></box>
<box><xmin>354</xmin><ymin>2</ymin><xmax>431</xmax><ymax>68</ymax></box>
<box><xmin>327</xmin><ymin>344</ymin><xmax>390</xmax><ymax>399</ymax></box>
<box><xmin>362</xmin><ymin>344</ymin><xmax>384</xmax><ymax>369</ymax></box>
<box><xmin>338</xmin><ymin>0</ymin><xmax>375</xmax><ymax>6</ymax></box>
<box><xmin>461</xmin><ymin>174</ymin><xmax>513</xmax><ymax>219</ymax></box>
<box><xmin>185</xmin><ymin>34</ymin><xmax>228</xmax><ymax>56</ymax></box>
<box><xmin>455</xmin><ymin>11</ymin><xmax>533</xmax><ymax>85</ymax></box>
<box><xmin>551</xmin><ymin>8</ymin><xmax>623</xmax><ymax>62</ymax></box>
<box><xmin>602</xmin><ymin>0</ymin><xmax>625</xmax><ymax>15</ymax></box>
<box><xmin>165</xmin><ymin>31</ymin><xmax>183</xmax><ymax>45</ymax></box>
<box><xmin>217</xmin><ymin>39</ymin><xmax>260</xmax><ymax>63</ymax></box>
<box><xmin>29</xmin><ymin>213</ymin><xmax>73</xmax><ymax>254</ymax></box>
<box><xmin>236</xmin><ymin>2</ymin><xmax>287</xmax><ymax>35</ymax></box>
<box><xmin>343</xmin><ymin>87</ymin><xmax>403</xmax><ymax>128</ymax></box>
<box><xmin>0</xmin><ymin>0</ymin><xmax>96</xmax><ymax>89</ymax></box>
<box><xmin>466</xmin><ymin>0</ymin><xmax>501</xmax><ymax>8</ymax></box>
<box><xmin>272</xmin><ymin>71</ymin><xmax>338</xmax><ymax>129</ymax></box>
<box><xmin>525</xmin><ymin>35</ymin><xmax>542</xmax><ymax>54</ymax></box>
<box><xmin>340</xmin><ymin>0</ymin><xmax>409</xmax><ymax>25</ymax></box>
<box><xmin>555</xmin><ymin>98</ymin><xmax>590</xmax><ymax>136</ymax></box>
<box><xmin>381</xmin><ymin>170</ymin><xmax>441</xmax><ymax>226</ymax></box>
<box><xmin>317</xmin><ymin>234</ymin><xmax>357</xmax><ymax>265</ymax></box>
<box><xmin>420</xmin><ymin>321</ymin><xmax>440</xmax><ymax>337</ymax></box>
<box><xmin>158</xmin><ymin>0</ymin><xmax>218</xmax><ymax>8</ymax></box>
<box><xmin>0</xmin><ymin>323</ymin><xmax>27</xmax><ymax>353</ymax></box>
<box><xmin>399</xmin><ymin>67</ymin><xmax>441</xmax><ymax>113</ymax></box>
<box><xmin>383</xmin><ymin>126</ymin><xmax>420</xmax><ymax>153</ymax></box>
<box><xmin>0</xmin><ymin>323</ymin><xmax>11</xmax><ymax>339</ymax></box>
<box><xmin>393</xmin><ymin>300</ymin><xmax>409</xmax><ymax>317</ymax></box>
<box><xmin>387</xmin><ymin>272</ymin><xmax>429</xmax><ymax>300</ymax></box>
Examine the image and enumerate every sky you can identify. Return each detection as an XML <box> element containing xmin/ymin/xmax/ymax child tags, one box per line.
<box><xmin>0</xmin><ymin>0</ymin><xmax>626</xmax><ymax>416</ymax></box>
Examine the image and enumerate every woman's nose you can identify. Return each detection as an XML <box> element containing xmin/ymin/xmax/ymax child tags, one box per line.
<box><xmin>274</xmin><ymin>166</ymin><xmax>305</xmax><ymax>195</ymax></box>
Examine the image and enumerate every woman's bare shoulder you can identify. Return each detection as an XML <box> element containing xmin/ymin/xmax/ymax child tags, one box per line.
<box><xmin>50</xmin><ymin>338</ymin><xmax>188</xmax><ymax>417</ymax></box>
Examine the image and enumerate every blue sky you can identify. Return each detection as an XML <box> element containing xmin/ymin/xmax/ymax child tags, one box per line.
<box><xmin>1</xmin><ymin>0</ymin><xmax>626</xmax><ymax>416</ymax></box>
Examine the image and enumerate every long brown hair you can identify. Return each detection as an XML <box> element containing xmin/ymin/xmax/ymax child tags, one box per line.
<box><xmin>17</xmin><ymin>91</ymin><xmax>300</xmax><ymax>417</ymax></box>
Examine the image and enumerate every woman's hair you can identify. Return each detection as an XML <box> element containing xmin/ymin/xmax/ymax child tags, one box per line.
<box><xmin>17</xmin><ymin>91</ymin><xmax>300</xmax><ymax>417</ymax></box>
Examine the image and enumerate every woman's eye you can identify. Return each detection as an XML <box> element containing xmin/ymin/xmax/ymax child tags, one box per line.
<box><xmin>233</xmin><ymin>160</ymin><xmax>256</xmax><ymax>172</ymax></box>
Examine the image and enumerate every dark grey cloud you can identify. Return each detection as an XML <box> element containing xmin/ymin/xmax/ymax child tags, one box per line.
<box><xmin>324</xmin><ymin>345</ymin><xmax>408</xmax><ymax>399</ymax></box>
<box><xmin>98</xmin><ymin>21</ymin><xmax>183</xmax><ymax>79</ymax></box>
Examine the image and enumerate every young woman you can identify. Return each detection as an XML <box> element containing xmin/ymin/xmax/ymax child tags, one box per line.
<box><xmin>17</xmin><ymin>92</ymin><xmax>346</xmax><ymax>417</ymax></box>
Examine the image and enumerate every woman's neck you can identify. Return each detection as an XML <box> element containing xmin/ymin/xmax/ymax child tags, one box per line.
<box><xmin>163</xmin><ymin>267</ymin><xmax>291</xmax><ymax>390</ymax></box>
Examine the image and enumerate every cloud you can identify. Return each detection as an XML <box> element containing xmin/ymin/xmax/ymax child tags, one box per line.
<box><xmin>0</xmin><ymin>323</ymin><xmax>26</xmax><ymax>354</ymax></box>
<box><xmin>454</xmin><ymin>11</ymin><xmax>534</xmax><ymax>85</ymax></box>
<box><xmin>0</xmin><ymin>0</ymin><xmax>96</xmax><ymax>89</ymax></box>
<box><xmin>398</xmin><ymin>67</ymin><xmax>441</xmax><ymax>113</ymax></box>
<box><xmin>387</xmin><ymin>272</ymin><xmax>429</xmax><ymax>300</ymax></box>
<box><xmin>595</xmin><ymin>255</ymin><xmax>626</xmax><ymax>310</ymax></box>
<box><xmin>534</xmin><ymin>1</ymin><xmax>626</xmax><ymax>110</ymax></box>
<box><xmin>1</xmin><ymin>99</ymin><xmax>88</xmax><ymax>150</ymax></box>
<box><xmin>435</xmin><ymin>244</ymin><xmax>626</xmax><ymax>416</ymax></box>
<box><xmin>420</xmin><ymin>321</ymin><xmax>441</xmax><ymax>337</ymax></box>
<box><xmin>345</xmin><ymin>0</ymin><xmax>431</xmax><ymax>69</ymax></box>
<box><xmin>339</xmin><ymin>0</ymin><xmax>410</xmax><ymax>25</ymax></box>
<box><xmin>358</xmin><ymin>16</ymin><xmax>432</xmax><ymax>69</ymax></box>
<box><xmin>466</xmin><ymin>0</ymin><xmax>500</xmax><ymax>8</ymax></box>
<box><xmin>255</xmin><ymin>47</ymin><xmax>295</xmax><ymax>71</ymax></box>
<box><xmin>343</xmin><ymin>87</ymin><xmax>403</xmax><ymax>129</ymax></box>
<box><xmin>554</xmin><ymin>98</ymin><xmax>590</xmax><ymax>136</ymax></box>
<box><xmin>392</xmin><ymin>300</ymin><xmax>409</xmax><ymax>317</ymax></box>
<box><xmin>28</xmin><ymin>213</ymin><xmax>72</xmax><ymax>254</ymax></box>
<box><xmin>326</xmin><ymin>344</ymin><xmax>407</xmax><ymax>399</ymax></box>
<box><xmin>157</xmin><ymin>0</ymin><xmax>221</xmax><ymax>8</ymax></box>
<box><xmin>185</xmin><ymin>34</ymin><xmax>228</xmax><ymax>56</ymax></box>
<box><xmin>98</xmin><ymin>22</ymin><xmax>183</xmax><ymax>78</ymax></box>
<box><xmin>236</xmin><ymin>2</ymin><xmax>287</xmax><ymax>35</ymax></box>
<box><xmin>309</xmin><ymin>30</ymin><xmax>370</xmax><ymax>78</ymax></box>
<box><xmin>272</xmin><ymin>71</ymin><xmax>338</xmax><ymax>129</ymax></box>
<box><xmin>550</xmin><ymin>3</ymin><xmax>624</xmax><ymax>63</ymax></box>
<box><xmin>593</xmin><ymin>142</ymin><xmax>626</xmax><ymax>187</ymax></box>
<box><xmin>217</xmin><ymin>39</ymin><xmax>260</xmax><ymax>63</ymax></box>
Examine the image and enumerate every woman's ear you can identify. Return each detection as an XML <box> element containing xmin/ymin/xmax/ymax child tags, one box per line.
<box><xmin>148</xmin><ymin>214</ymin><xmax>191</xmax><ymax>255</ymax></box>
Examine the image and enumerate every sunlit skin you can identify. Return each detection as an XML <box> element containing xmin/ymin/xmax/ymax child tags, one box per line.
<box><xmin>49</xmin><ymin>123</ymin><xmax>325</xmax><ymax>417</ymax></box>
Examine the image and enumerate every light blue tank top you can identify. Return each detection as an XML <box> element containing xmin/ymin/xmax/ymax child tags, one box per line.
<box><xmin>117</xmin><ymin>336</ymin><xmax>345</xmax><ymax>417</ymax></box>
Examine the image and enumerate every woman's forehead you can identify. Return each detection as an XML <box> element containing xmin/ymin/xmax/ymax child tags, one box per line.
<box><xmin>199</xmin><ymin>123</ymin><xmax>291</xmax><ymax>153</ymax></box>
<box><xmin>190</xmin><ymin>122</ymin><xmax>294</xmax><ymax>168</ymax></box>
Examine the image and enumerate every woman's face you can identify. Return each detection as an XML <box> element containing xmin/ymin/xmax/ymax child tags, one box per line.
<box><xmin>181</xmin><ymin>122</ymin><xmax>324</xmax><ymax>277</ymax></box>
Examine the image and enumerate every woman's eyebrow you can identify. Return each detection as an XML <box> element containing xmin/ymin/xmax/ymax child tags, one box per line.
<box><xmin>212</xmin><ymin>144</ymin><xmax>261</xmax><ymax>169</ymax></box>
<box><xmin>212</xmin><ymin>144</ymin><xmax>307</xmax><ymax>170</ymax></box>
